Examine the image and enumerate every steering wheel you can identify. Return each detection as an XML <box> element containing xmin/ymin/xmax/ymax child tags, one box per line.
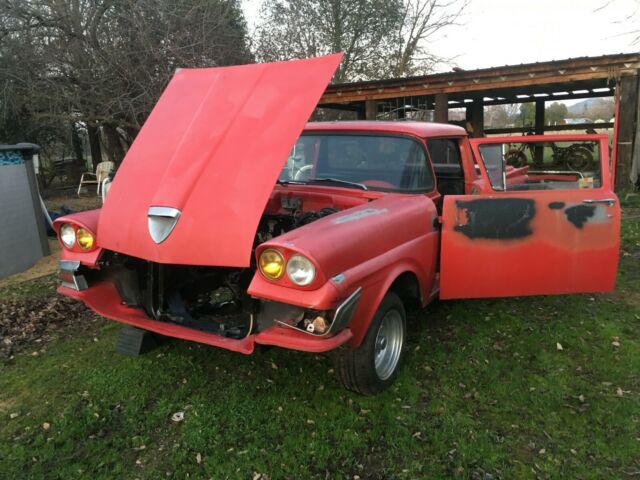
<box><xmin>294</xmin><ymin>165</ymin><xmax>312</xmax><ymax>181</ymax></box>
<box><xmin>361</xmin><ymin>179</ymin><xmax>395</xmax><ymax>189</ymax></box>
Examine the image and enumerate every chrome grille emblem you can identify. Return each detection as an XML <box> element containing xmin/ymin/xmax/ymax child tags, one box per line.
<box><xmin>147</xmin><ymin>207</ymin><xmax>181</xmax><ymax>244</ymax></box>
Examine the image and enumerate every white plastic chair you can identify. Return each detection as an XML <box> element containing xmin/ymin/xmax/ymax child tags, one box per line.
<box><xmin>77</xmin><ymin>161</ymin><xmax>114</xmax><ymax>196</ymax></box>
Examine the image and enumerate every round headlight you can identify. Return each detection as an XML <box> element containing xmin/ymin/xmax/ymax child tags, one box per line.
<box><xmin>286</xmin><ymin>254</ymin><xmax>316</xmax><ymax>286</ymax></box>
<box><xmin>60</xmin><ymin>224</ymin><xmax>76</xmax><ymax>249</ymax></box>
<box><xmin>259</xmin><ymin>249</ymin><xmax>285</xmax><ymax>280</ymax></box>
<box><xmin>76</xmin><ymin>227</ymin><xmax>95</xmax><ymax>250</ymax></box>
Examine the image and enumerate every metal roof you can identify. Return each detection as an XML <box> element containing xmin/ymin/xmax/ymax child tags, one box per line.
<box><xmin>305</xmin><ymin>120</ymin><xmax>466</xmax><ymax>137</ymax></box>
<box><xmin>320</xmin><ymin>53</ymin><xmax>640</xmax><ymax>105</ymax></box>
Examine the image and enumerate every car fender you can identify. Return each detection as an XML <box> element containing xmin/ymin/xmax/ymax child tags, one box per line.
<box><xmin>336</xmin><ymin>239</ymin><xmax>437</xmax><ymax>348</ymax></box>
<box><xmin>250</xmin><ymin>194</ymin><xmax>439</xmax><ymax>347</ymax></box>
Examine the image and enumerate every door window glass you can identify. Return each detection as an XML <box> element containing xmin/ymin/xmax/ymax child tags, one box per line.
<box><xmin>478</xmin><ymin>139</ymin><xmax>601</xmax><ymax>191</ymax></box>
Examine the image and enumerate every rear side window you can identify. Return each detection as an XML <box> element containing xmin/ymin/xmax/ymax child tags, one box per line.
<box><xmin>428</xmin><ymin>138</ymin><xmax>465</xmax><ymax>196</ymax></box>
<box><xmin>427</xmin><ymin>139</ymin><xmax>462</xmax><ymax>166</ymax></box>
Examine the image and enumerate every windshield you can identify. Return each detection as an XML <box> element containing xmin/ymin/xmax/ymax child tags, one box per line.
<box><xmin>279</xmin><ymin>134</ymin><xmax>434</xmax><ymax>192</ymax></box>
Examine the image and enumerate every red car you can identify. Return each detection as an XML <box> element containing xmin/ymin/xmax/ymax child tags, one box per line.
<box><xmin>55</xmin><ymin>55</ymin><xmax>620</xmax><ymax>394</ymax></box>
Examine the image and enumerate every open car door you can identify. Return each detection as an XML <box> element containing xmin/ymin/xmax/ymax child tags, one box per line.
<box><xmin>440</xmin><ymin>134</ymin><xmax>620</xmax><ymax>299</ymax></box>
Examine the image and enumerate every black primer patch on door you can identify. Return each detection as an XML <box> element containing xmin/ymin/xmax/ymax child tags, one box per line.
<box><xmin>454</xmin><ymin>198</ymin><xmax>535</xmax><ymax>240</ymax></box>
<box><xmin>548</xmin><ymin>201</ymin><xmax>565</xmax><ymax>210</ymax></box>
<box><xmin>564</xmin><ymin>204</ymin><xmax>596</xmax><ymax>229</ymax></box>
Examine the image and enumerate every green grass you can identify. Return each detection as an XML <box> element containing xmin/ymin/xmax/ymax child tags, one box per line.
<box><xmin>1</xmin><ymin>213</ymin><xmax>639</xmax><ymax>479</ymax></box>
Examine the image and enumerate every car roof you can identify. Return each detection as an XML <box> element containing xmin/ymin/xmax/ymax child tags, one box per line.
<box><xmin>303</xmin><ymin>120</ymin><xmax>467</xmax><ymax>138</ymax></box>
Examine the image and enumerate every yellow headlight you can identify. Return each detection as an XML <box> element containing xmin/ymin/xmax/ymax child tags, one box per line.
<box><xmin>259</xmin><ymin>249</ymin><xmax>285</xmax><ymax>280</ymax></box>
<box><xmin>76</xmin><ymin>227</ymin><xmax>95</xmax><ymax>250</ymax></box>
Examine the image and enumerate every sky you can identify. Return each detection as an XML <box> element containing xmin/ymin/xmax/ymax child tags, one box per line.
<box><xmin>241</xmin><ymin>0</ymin><xmax>639</xmax><ymax>72</ymax></box>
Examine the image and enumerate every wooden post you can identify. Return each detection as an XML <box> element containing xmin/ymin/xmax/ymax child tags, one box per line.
<box><xmin>357</xmin><ymin>102</ymin><xmax>366</xmax><ymax>120</ymax></box>
<box><xmin>465</xmin><ymin>99</ymin><xmax>484</xmax><ymax>137</ymax></box>
<box><xmin>534</xmin><ymin>99</ymin><xmax>545</xmax><ymax>135</ymax></box>
<box><xmin>365</xmin><ymin>100</ymin><xmax>378</xmax><ymax>120</ymax></box>
<box><xmin>534</xmin><ymin>99</ymin><xmax>545</xmax><ymax>165</ymax></box>
<box><xmin>616</xmin><ymin>76</ymin><xmax>639</xmax><ymax>189</ymax></box>
<box><xmin>434</xmin><ymin>93</ymin><xmax>448</xmax><ymax>123</ymax></box>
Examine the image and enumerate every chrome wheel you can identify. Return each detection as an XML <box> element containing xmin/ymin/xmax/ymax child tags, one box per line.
<box><xmin>374</xmin><ymin>309</ymin><xmax>404</xmax><ymax>381</ymax></box>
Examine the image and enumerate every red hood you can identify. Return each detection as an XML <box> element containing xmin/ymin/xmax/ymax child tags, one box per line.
<box><xmin>98</xmin><ymin>54</ymin><xmax>342</xmax><ymax>266</ymax></box>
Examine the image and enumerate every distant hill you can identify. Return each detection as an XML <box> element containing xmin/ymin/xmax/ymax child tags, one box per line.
<box><xmin>567</xmin><ymin>98</ymin><xmax>615</xmax><ymax>121</ymax></box>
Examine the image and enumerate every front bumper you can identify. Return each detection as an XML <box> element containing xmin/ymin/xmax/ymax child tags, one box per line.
<box><xmin>59</xmin><ymin>281</ymin><xmax>353</xmax><ymax>355</ymax></box>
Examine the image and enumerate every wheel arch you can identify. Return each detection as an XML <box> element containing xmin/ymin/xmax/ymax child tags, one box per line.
<box><xmin>347</xmin><ymin>264</ymin><xmax>425</xmax><ymax>348</ymax></box>
<box><xmin>388</xmin><ymin>271</ymin><xmax>421</xmax><ymax>311</ymax></box>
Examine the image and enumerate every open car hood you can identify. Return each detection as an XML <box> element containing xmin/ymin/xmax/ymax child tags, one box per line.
<box><xmin>98</xmin><ymin>54</ymin><xmax>342</xmax><ymax>266</ymax></box>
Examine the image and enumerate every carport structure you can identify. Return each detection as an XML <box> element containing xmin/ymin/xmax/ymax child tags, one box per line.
<box><xmin>317</xmin><ymin>53</ymin><xmax>640</xmax><ymax>189</ymax></box>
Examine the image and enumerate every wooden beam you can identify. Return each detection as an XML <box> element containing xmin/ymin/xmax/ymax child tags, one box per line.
<box><xmin>365</xmin><ymin>100</ymin><xmax>378</xmax><ymax>120</ymax></box>
<box><xmin>317</xmin><ymin>103</ymin><xmax>362</xmax><ymax>112</ymax></box>
<box><xmin>465</xmin><ymin>90</ymin><xmax>615</xmax><ymax>107</ymax></box>
<box><xmin>320</xmin><ymin>71</ymin><xmax>634</xmax><ymax>104</ymax></box>
<box><xmin>615</xmin><ymin>76</ymin><xmax>638</xmax><ymax>189</ymax></box>
<box><xmin>485</xmin><ymin>123</ymin><xmax>614</xmax><ymax>135</ymax></box>
<box><xmin>434</xmin><ymin>93</ymin><xmax>448</xmax><ymax>123</ymax></box>
<box><xmin>329</xmin><ymin>53</ymin><xmax>640</xmax><ymax>90</ymax></box>
<box><xmin>321</xmin><ymin>53</ymin><xmax>640</xmax><ymax>104</ymax></box>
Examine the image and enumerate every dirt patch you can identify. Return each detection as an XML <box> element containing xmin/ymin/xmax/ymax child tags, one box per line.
<box><xmin>43</xmin><ymin>193</ymin><xmax>102</xmax><ymax>213</ymax></box>
<box><xmin>0</xmin><ymin>288</ymin><xmax>99</xmax><ymax>361</ymax></box>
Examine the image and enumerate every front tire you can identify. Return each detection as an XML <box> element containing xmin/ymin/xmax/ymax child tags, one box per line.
<box><xmin>333</xmin><ymin>292</ymin><xmax>406</xmax><ymax>395</ymax></box>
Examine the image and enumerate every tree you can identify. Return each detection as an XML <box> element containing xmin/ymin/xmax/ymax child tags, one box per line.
<box><xmin>386</xmin><ymin>0</ymin><xmax>468</xmax><ymax>78</ymax></box>
<box><xmin>253</xmin><ymin>0</ymin><xmax>403</xmax><ymax>82</ymax></box>
<box><xmin>253</xmin><ymin>0</ymin><xmax>468</xmax><ymax>82</ymax></box>
<box><xmin>0</xmin><ymin>0</ymin><xmax>252</xmax><ymax>171</ymax></box>
<box><xmin>545</xmin><ymin>102</ymin><xmax>568</xmax><ymax>125</ymax></box>
<box><xmin>513</xmin><ymin>101</ymin><xmax>568</xmax><ymax>128</ymax></box>
<box><xmin>484</xmin><ymin>104</ymin><xmax>517</xmax><ymax>128</ymax></box>
<box><xmin>514</xmin><ymin>103</ymin><xmax>535</xmax><ymax>128</ymax></box>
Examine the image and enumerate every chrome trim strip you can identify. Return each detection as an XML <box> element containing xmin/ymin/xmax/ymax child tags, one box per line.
<box><xmin>583</xmin><ymin>198</ymin><xmax>616</xmax><ymax>206</ymax></box>
<box><xmin>528</xmin><ymin>170</ymin><xmax>585</xmax><ymax>178</ymax></box>
<box><xmin>148</xmin><ymin>206</ymin><xmax>181</xmax><ymax>218</ymax></box>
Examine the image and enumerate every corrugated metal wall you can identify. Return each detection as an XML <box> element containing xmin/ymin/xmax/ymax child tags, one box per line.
<box><xmin>0</xmin><ymin>146</ymin><xmax>50</xmax><ymax>279</ymax></box>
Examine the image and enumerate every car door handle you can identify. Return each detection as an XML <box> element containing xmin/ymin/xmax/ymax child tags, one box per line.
<box><xmin>583</xmin><ymin>198</ymin><xmax>616</xmax><ymax>206</ymax></box>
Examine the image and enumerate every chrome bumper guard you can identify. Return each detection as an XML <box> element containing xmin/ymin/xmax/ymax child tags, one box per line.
<box><xmin>59</xmin><ymin>260</ymin><xmax>88</xmax><ymax>291</ymax></box>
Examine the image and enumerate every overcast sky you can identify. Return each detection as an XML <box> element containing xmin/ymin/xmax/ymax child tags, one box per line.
<box><xmin>241</xmin><ymin>0</ymin><xmax>639</xmax><ymax>71</ymax></box>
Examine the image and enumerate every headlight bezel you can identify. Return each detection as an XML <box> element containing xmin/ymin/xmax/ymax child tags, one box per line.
<box><xmin>257</xmin><ymin>247</ymin><xmax>321</xmax><ymax>288</ymax></box>
<box><xmin>58</xmin><ymin>222</ymin><xmax>97</xmax><ymax>252</ymax></box>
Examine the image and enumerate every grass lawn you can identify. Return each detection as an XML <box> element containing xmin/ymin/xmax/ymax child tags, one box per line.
<box><xmin>1</xmin><ymin>200</ymin><xmax>639</xmax><ymax>479</ymax></box>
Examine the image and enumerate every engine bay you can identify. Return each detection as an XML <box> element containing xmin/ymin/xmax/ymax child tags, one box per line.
<box><xmin>99</xmin><ymin>191</ymin><xmax>369</xmax><ymax>339</ymax></box>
